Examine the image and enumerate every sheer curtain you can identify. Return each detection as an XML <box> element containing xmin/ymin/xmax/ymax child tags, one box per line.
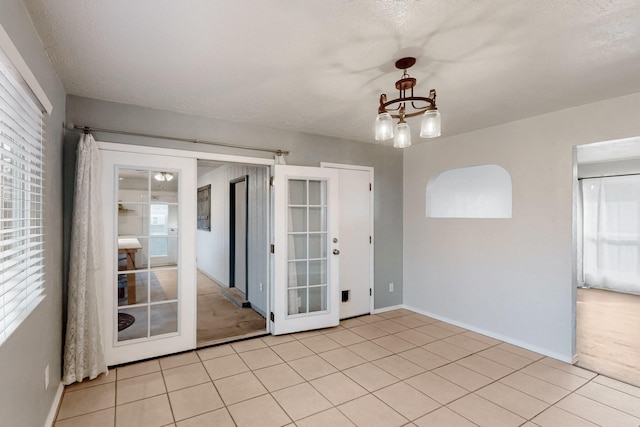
<box><xmin>62</xmin><ymin>133</ymin><xmax>107</xmax><ymax>384</ymax></box>
<box><xmin>581</xmin><ymin>175</ymin><xmax>640</xmax><ymax>294</ymax></box>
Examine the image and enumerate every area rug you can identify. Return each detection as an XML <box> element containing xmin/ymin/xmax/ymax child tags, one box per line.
<box><xmin>118</xmin><ymin>312</ymin><xmax>135</xmax><ymax>331</ymax></box>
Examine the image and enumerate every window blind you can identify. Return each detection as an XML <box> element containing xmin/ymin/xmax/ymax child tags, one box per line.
<box><xmin>0</xmin><ymin>53</ymin><xmax>45</xmax><ymax>345</ymax></box>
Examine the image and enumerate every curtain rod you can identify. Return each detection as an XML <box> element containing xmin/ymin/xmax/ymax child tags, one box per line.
<box><xmin>578</xmin><ymin>172</ymin><xmax>640</xmax><ymax>180</ymax></box>
<box><xmin>66</xmin><ymin>123</ymin><xmax>289</xmax><ymax>156</ymax></box>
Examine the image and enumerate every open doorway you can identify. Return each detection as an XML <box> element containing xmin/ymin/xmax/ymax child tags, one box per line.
<box><xmin>196</xmin><ymin>161</ymin><xmax>268</xmax><ymax>346</ymax></box>
<box><xmin>229</xmin><ymin>176</ymin><xmax>248</xmax><ymax>301</ymax></box>
<box><xmin>574</xmin><ymin>137</ymin><xmax>640</xmax><ymax>386</ymax></box>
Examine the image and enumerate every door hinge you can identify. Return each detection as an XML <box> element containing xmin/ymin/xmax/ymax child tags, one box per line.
<box><xmin>270</xmin><ymin>244</ymin><xmax>275</xmax><ymax>253</ymax></box>
<box><xmin>369</xmin><ymin>288</ymin><xmax>372</xmax><ymax>296</ymax></box>
<box><xmin>369</xmin><ymin>183</ymin><xmax>372</xmax><ymax>191</ymax></box>
<box><xmin>270</xmin><ymin>312</ymin><xmax>275</xmax><ymax>322</ymax></box>
<box><xmin>270</xmin><ymin>176</ymin><xmax>274</xmax><ymax>186</ymax></box>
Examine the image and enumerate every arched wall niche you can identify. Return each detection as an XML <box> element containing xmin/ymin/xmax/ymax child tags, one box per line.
<box><xmin>426</xmin><ymin>164</ymin><xmax>512</xmax><ymax>218</ymax></box>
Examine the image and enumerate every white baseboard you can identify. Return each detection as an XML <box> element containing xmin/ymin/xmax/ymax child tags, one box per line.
<box><xmin>197</xmin><ymin>269</ymin><xmax>226</xmax><ymax>287</ymax></box>
<box><xmin>45</xmin><ymin>382</ymin><xmax>64</xmax><ymax>427</ymax></box>
<box><xmin>372</xmin><ymin>304</ymin><xmax>404</xmax><ymax>314</ymax></box>
<box><xmin>403</xmin><ymin>304</ymin><xmax>573</xmax><ymax>363</ymax></box>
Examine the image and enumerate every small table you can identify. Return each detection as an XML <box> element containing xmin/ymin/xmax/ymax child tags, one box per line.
<box><xmin>118</xmin><ymin>237</ymin><xmax>142</xmax><ymax>305</ymax></box>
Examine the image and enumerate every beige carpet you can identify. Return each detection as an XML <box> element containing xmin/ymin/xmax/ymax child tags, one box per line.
<box><xmin>197</xmin><ymin>271</ymin><xmax>266</xmax><ymax>346</ymax></box>
<box><xmin>576</xmin><ymin>287</ymin><xmax>640</xmax><ymax>387</ymax></box>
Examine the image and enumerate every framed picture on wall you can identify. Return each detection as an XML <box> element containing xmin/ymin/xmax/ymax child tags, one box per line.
<box><xmin>197</xmin><ymin>184</ymin><xmax>211</xmax><ymax>231</ymax></box>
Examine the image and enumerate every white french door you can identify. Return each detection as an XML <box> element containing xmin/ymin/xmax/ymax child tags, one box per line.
<box><xmin>271</xmin><ymin>165</ymin><xmax>340</xmax><ymax>335</ymax></box>
<box><xmin>100</xmin><ymin>150</ymin><xmax>196</xmax><ymax>365</ymax></box>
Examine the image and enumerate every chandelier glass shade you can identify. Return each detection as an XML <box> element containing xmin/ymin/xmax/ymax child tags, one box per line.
<box><xmin>375</xmin><ymin>57</ymin><xmax>441</xmax><ymax>147</ymax></box>
<box><xmin>375</xmin><ymin>112</ymin><xmax>394</xmax><ymax>140</ymax></box>
<box><xmin>394</xmin><ymin>121</ymin><xmax>412</xmax><ymax>148</ymax></box>
<box><xmin>154</xmin><ymin>172</ymin><xmax>174</xmax><ymax>182</ymax></box>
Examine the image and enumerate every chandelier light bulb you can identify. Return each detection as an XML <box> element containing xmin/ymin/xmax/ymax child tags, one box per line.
<box><xmin>420</xmin><ymin>109</ymin><xmax>441</xmax><ymax>138</ymax></box>
<box><xmin>154</xmin><ymin>172</ymin><xmax>174</xmax><ymax>182</ymax></box>
<box><xmin>393</xmin><ymin>122</ymin><xmax>411</xmax><ymax>148</ymax></box>
<box><xmin>375</xmin><ymin>112</ymin><xmax>394</xmax><ymax>140</ymax></box>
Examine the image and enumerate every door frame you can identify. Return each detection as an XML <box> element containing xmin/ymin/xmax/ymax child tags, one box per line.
<box><xmin>321</xmin><ymin>162</ymin><xmax>375</xmax><ymax>316</ymax></box>
<box><xmin>229</xmin><ymin>175</ymin><xmax>249</xmax><ymax>297</ymax></box>
<box><xmin>97</xmin><ymin>142</ymin><xmax>275</xmax><ymax>355</ymax></box>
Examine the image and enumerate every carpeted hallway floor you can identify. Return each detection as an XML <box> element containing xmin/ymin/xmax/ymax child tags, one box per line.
<box><xmin>197</xmin><ymin>271</ymin><xmax>266</xmax><ymax>346</ymax></box>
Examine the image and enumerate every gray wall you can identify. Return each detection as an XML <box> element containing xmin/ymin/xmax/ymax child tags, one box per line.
<box><xmin>0</xmin><ymin>1</ymin><xmax>66</xmax><ymax>426</ymax></box>
<box><xmin>403</xmin><ymin>91</ymin><xmax>640</xmax><ymax>362</ymax></box>
<box><xmin>65</xmin><ymin>95</ymin><xmax>404</xmax><ymax>310</ymax></box>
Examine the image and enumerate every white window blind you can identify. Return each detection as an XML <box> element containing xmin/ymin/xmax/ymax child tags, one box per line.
<box><xmin>0</xmin><ymin>52</ymin><xmax>46</xmax><ymax>345</ymax></box>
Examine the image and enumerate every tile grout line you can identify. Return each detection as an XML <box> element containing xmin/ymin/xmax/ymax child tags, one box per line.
<box><xmin>55</xmin><ymin>311</ymin><xmax>640</xmax><ymax>426</ymax></box>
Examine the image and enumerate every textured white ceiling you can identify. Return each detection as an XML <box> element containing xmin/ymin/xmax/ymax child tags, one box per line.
<box><xmin>23</xmin><ymin>0</ymin><xmax>640</xmax><ymax>144</ymax></box>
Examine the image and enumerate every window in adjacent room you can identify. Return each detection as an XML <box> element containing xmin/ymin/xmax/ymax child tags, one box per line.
<box><xmin>580</xmin><ymin>175</ymin><xmax>640</xmax><ymax>294</ymax></box>
<box><xmin>0</xmin><ymin>25</ymin><xmax>52</xmax><ymax>345</ymax></box>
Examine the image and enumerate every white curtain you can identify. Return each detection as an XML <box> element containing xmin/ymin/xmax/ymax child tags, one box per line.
<box><xmin>62</xmin><ymin>133</ymin><xmax>108</xmax><ymax>384</ymax></box>
<box><xmin>581</xmin><ymin>175</ymin><xmax>640</xmax><ymax>294</ymax></box>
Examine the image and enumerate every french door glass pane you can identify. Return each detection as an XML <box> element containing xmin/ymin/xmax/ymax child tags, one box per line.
<box><xmin>308</xmin><ymin>207</ymin><xmax>326</xmax><ymax>231</ymax></box>
<box><xmin>150</xmin><ymin>268</ymin><xmax>178</xmax><ymax>302</ymax></box>
<box><xmin>288</xmin><ymin>207</ymin><xmax>307</xmax><ymax>232</ymax></box>
<box><xmin>288</xmin><ymin>288</ymin><xmax>307</xmax><ymax>315</ymax></box>
<box><xmin>151</xmin><ymin>302</ymin><xmax>178</xmax><ymax>336</ymax></box>
<box><xmin>288</xmin><ymin>234</ymin><xmax>307</xmax><ymax>260</ymax></box>
<box><xmin>309</xmin><ymin>286</ymin><xmax>327</xmax><ymax>312</ymax></box>
<box><xmin>308</xmin><ymin>180</ymin><xmax>326</xmax><ymax>205</ymax></box>
<box><xmin>286</xmin><ymin>178</ymin><xmax>329</xmax><ymax>316</ymax></box>
<box><xmin>118</xmin><ymin>169</ymin><xmax>148</xmax><ymax>202</ymax></box>
<box><xmin>116</xmin><ymin>167</ymin><xmax>180</xmax><ymax>342</ymax></box>
<box><xmin>288</xmin><ymin>180</ymin><xmax>307</xmax><ymax>205</ymax></box>
<box><xmin>117</xmin><ymin>272</ymin><xmax>148</xmax><ymax>306</ymax></box>
<box><xmin>308</xmin><ymin>234</ymin><xmax>326</xmax><ymax>258</ymax></box>
<box><xmin>117</xmin><ymin>306</ymin><xmax>148</xmax><ymax>341</ymax></box>
<box><xmin>308</xmin><ymin>260</ymin><xmax>327</xmax><ymax>285</ymax></box>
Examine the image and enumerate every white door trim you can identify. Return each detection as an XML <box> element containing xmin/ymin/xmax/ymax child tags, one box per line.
<box><xmin>320</xmin><ymin>162</ymin><xmax>375</xmax><ymax>316</ymax></box>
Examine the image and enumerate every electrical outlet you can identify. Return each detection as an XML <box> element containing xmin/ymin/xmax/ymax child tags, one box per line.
<box><xmin>389</xmin><ymin>283</ymin><xmax>394</xmax><ymax>292</ymax></box>
<box><xmin>259</xmin><ymin>283</ymin><xmax>263</xmax><ymax>292</ymax></box>
<box><xmin>44</xmin><ymin>365</ymin><xmax>49</xmax><ymax>390</ymax></box>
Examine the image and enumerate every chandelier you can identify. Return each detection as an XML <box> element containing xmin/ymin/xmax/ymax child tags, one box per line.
<box><xmin>374</xmin><ymin>57</ymin><xmax>441</xmax><ymax>148</ymax></box>
<box><xmin>154</xmin><ymin>172</ymin><xmax>174</xmax><ymax>182</ymax></box>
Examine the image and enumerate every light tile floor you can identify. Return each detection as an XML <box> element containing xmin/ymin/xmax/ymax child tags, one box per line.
<box><xmin>54</xmin><ymin>309</ymin><xmax>640</xmax><ymax>426</ymax></box>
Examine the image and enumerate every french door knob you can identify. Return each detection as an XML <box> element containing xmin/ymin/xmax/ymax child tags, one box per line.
<box><xmin>333</xmin><ymin>249</ymin><xmax>340</xmax><ymax>255</ymax></box>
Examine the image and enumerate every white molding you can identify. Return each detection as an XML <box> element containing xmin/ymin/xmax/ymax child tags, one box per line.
<box><xmin>320</xmin><ymin>162</ymin><xmax>373</xmax><ymax>172</ymax></box>
<box><xmin>97</xmin><ymin>141</ymin><xmax>275</xmax><ymax>166</ymax></box>
<box><xmin>372</xmin><ymin>304</ymin><xmax>404</xmax><ymax>314</ymax></box>
<box><xmin>44</xmin><ymin>382</ymin><xmax>64</xmax><ymax>427</ymax></box>
<box><xmin>403</xmin><ymin>304</ymin><xmax>573</xmax><ymax>363</ymax></box>
<box><xmin>0</xmin><ymin>24</ymin><xmax>53</xmax><ymax>114</ymax></box>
